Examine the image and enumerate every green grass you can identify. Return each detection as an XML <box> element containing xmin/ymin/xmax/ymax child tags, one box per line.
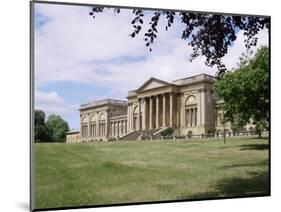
<box><xmin>34</xmin><ymin>137</ymin><xmax>269</xmax><ymax>209</ymax></box>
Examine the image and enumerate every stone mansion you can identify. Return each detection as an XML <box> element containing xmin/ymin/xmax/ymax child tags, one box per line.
<box><xmin>66</xmin><ymin>73</ymin><xmax>255</xmax><ymax>143</ymax></box>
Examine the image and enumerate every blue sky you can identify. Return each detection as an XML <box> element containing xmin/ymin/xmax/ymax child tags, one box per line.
<box><xmin>34</xmin><ymin>3</ymin><xmax>268</xmax><ymax>129</ymax></box>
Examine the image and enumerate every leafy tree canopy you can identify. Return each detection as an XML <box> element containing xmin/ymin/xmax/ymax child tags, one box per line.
<box><xmin>34</xmin><ymin>110</ymin><xmax>69</xmax><ymax>142</ymax></box>
<box><xmin>34</xmin><ymin>110</ymin><xmax>51</xmax><ymax>142</ymax></box>
<box><xmin>214</xmin><ymin>46</ymin><xmax>269</xmax><ymax>135</ymax></box>
<box><xmin>89</xmin><ymin>7</ymin><xmax>269</xmax><ymax>75</ymax></box>
<box><xmin>46</xmin><ymin>114</ymin><xmax>70</xmax><ymax>143</ymax></box>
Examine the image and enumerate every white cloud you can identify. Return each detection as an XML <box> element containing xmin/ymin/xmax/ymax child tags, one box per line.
<box><xmin>34</xmin><ymin>3</ymin><xmax>269</xmax><ymax>99</ymax></box>
<box><xmin>35</xmin><ymin>90</ymin><xmax>77</xmax><ymax>115</ymax></box>
<box><xmin>34</xmin><ymin>4</ymin><xmax>269</xmax><ymax>129</ymax></box>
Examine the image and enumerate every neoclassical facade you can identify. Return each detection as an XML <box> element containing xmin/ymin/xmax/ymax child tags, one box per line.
<box><xmin>72</xmin><ymin>73</ymin><xmax>254</xmax><ymax>142</ymax></box>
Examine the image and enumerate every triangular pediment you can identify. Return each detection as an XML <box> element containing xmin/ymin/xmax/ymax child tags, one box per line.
<box><xmin>137</xmin><ymin>77</ymin><xmax>171</xmax><ymax>92</ymax></box>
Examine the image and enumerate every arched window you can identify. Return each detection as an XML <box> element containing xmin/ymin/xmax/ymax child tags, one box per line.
<box><xmin>90</xmin><ymin>114</ymin><xmax>97</xmax><ymax>137</ymax></box>
<box><xmin>98</xmin><ymin>113</ymin><xmax>106</xmax><ymax>137</ymax></box>
<box><xmin>185</xmin><ymin>95</ymin><xmax>197</xmax><ymax>127</ymax></box>
<box><xmin>81</xmin><ymin>116</ymin><xmax>88</xmax><ymax>138</ymax></box>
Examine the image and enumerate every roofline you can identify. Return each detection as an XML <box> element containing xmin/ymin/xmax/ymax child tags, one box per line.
<box><xmin>79</xmin><ymin>98</ymin><xmax>127</xmax><ymax>110</ymax></box>
<box><xmin>136</xmin><ymin>77</ymin><xmax>172</xmax><ymax>92</ymax></box>
<box><xmin>172</xmin><ymin>73</ymin><xmax>217</xmax><ymax>82</ymax></box>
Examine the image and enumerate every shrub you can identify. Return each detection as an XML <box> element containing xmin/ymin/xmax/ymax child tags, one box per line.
<box><xmin>161</xmin><ymin>127</ymin><xmax>174</xmax><ymax>137</ymax></box>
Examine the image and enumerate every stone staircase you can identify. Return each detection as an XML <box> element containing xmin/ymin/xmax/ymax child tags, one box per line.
<box><xmin>120</xmin><ymin>131</ymin><xmax>142</xmax><ymax>141</ymax></box>
<box><xmin>120</xmin><ymin>128</ymin><xmax>163</xmax><ymax>141</ymax></box>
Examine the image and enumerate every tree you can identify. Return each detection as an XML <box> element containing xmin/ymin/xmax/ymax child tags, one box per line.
<box><xmin>214</xmin><ymin>46</ymin><xmax>269</xmax><ymax>138</ymax></box>
<box><xmin>218</xmin><ymin>111</ymin><xmax>227</xmax><ymax>144</ymax></box>
<box><xmin>34</xmin><ymin>110</ymin><xmax>50</xmax><ymax>142</ymax></box>
<box><xmin>46</xmin><ymin>115</ymin><xmax>69</xmax><ymax>143</ymax></box>
<box><xmin>160</xmin><ymin>127</ymin><xmax>174</xmax><ymax>137</ymax></box>
<box><xmin>89</xmin><ymin>7</ymin><xmax>269</xmax><ymax>75</ymax></box>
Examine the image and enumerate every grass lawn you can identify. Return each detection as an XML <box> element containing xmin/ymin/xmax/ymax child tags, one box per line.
<box><xmin>34</xmin><ymin>137</ymin><xmax>269</xmax><ymax>209</ymax></box>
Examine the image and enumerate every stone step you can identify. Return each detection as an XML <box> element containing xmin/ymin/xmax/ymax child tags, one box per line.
<box><xmin>120</xmin><ymin>128</ymin><xmax>162</xmax><ymax>141</ymax></box>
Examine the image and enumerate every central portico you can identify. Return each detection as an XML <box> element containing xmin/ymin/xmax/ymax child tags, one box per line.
<box><xmin>127</xmin><ymin>77</ymin><xmax>178</xmax><ymax>132</ymax></box>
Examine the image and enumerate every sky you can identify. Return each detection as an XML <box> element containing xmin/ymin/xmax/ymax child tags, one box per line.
<box><xmin>34</xmin><ymin>3</ymin><xmax>269</xmax><ymax>130</ymax></box>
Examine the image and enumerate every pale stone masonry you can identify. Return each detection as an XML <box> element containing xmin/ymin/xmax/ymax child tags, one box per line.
<box><xmin>68</xmin><ymin>73</ymin><xmax>256</xmax><ymax>143</ymax></box>
<box><xmin>65</xmin><ymin>130</ymin><xmax>80</xmax><ymax>143</ymax></box>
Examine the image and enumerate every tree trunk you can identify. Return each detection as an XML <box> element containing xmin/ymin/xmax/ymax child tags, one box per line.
<box><xmin>223</xmin><ymin>124</ymin><xmax>226</xmax><ymax>144</ymax></box>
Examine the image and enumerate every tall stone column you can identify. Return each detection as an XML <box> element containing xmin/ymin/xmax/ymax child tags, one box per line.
<box><xmin>131</xmin><ymin>104</ymin><xmax>134</xmax><ymax>131</ymax></box>
<box><xmin>181</xmin><ymin>102</ymin><xmax>185</xmax><ymax>127</ymax></box>
<box><xmin>176</xmin><ymin>94</ymin><xmax>180</xmax><ymax>128</ymax></box>
<box><xmin>117</xmin><ymin>121</ymin><xmax>119</xmax><ymax>136</ymax></box>
<box><xmin>102</xmin><ymin>123</ymin><xmax>104</xmax><ymax>136</ymax></box>
<box><xmin>162</xmin><ymin>94</ymin><xmax>166</xmax><ymax>127</ymax></box>
<box><xmin>88</xmin><ymin>114</ymin><xmax>91</xmax><ymax>138</ymax></box>
<box><xmin>190</xmin><ymin>109</ymin><xmax>192</xmax><ymax>127</ymax></box>
<box><xmin>119</xmin><ymin>121</ymin><xmax>121</xmax><ymax>135</ymax></box>
<box><xmin>125</xmin><ymin>120</ymin><xmax>127</xmax><ymax>134</ymax></box>
<box><xmin>112</xmin><ymin>122</ymin><xmax>114</xmax><ymax>136</ymax></box>
<box><xmin>156</xmin><ymin>95</ymin><xmax>159</xmax><ymax>128</ymax></box>
<box><xmin>197</xmin><ymin>90</ymin><xmax>201</xmax><ymax>126</ymax></box>
<box><xmin>170</xmin><ymin>93</ymin><xmax>173</xmax><ymax>127</ymax></box>
<box><xmin>115</xmin><ymin>121</ymin><xmax>117</xmax><ymax>136</ymax></box>
<box><xmin>101</xmin><ymin>123</ymin><xmax>105</xmax><ymax>137</ymax></box>
<box><xmin>129</xmin><ymin>104</ymin><xmax>133</xmax><ymax>131</ymax></box>
<box><xmin>114</xmin><ymin>121</ymin><xmax>116</xmax><ymax>136</ymax></box>
<box><xmin>109</xmin><ymin>122</ymin><xmax>112</xmax><ymax>136</ymax></box>
<box><xmin>189</xmin><ymin>109</ymin><xmax>192</xmax><ymax>127</ymax></box>
<box><xmin>96</xmin><ymin>117</ymin><xmax>100</xmax><ymax>137</ymax></box>
<box><xmin>128</xmin><ymin>103</ymin><xmax>131</xmax><ymax>132</ymax></box>
<box><xmin>100</xmin><ymin>123</ymin><xmax>102</xmax><ymax>137</ymax></box>
<box><xmin>120</xmin><ymin>121</ymin><xmax>122</xmax><ymax>135</ymax></box>
<box><xmin>192</xmin><ymin>108</ymin><xmax>195</xmax><ymax>126</ymax></box>
<box><xmin>149</xmin><ymin>97</ymin><xmax>153</xmax><ymax>129</ymax></box>
<box><xmin>142</xmin><ymin>98</ymin><xmax>147</xmax><ymax>130</ymax></box>
<box><xmin>192</xmin><ymin>108</ymin><xmax>195</xmax><ymax>127</ymax></box>
<box><xmin>79</xmin><ymin>116</ymin><xmax>82</xmax><ymax>138</ymax></box>
<box><xmin>127</xmin><ymin>103</ymin><xmax>130</xmax><ymax>132</ymax></box>
<box><xmin>195</xmin><ymin>108</ymin><xmax>197</xmax><ymax>126</ymax></box>
<box><xmin>201</xmin><ymin>89</ymin><xmax>206</xmax><ymax>127</ymax></box>
<box><xmin>186</xmin><ymin>109</ymin><xmax>189</xmax><ymax>127</ymax></box>
<box><xmin>111</xmin><ymin>122</ymin><xmax>114</xmax><ymax>136</ymax></box>
<box><xmin>105</xmin><ymin>112</ymin><xmax>109</xmax><ymax>138</ymax></box>
<box><xmin>138</xmin><ymin>99</ymin><xmax>141</xmax><ymax>130</ymax></box>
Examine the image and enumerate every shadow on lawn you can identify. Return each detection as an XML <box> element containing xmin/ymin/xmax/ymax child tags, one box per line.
<box><xmin>178</xmin><ymin>171</ymin><xmax>269</xmax><ymax>200</ymax></box>
<box><xmin>221</xmin><ymin>159</ymin><xmax>269</xmax><ymax>169</ymax></box>
<box><xmin>239</xmin><ymin>144</ymin><xmax>269</xmax><ymax>151</ymax></box>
